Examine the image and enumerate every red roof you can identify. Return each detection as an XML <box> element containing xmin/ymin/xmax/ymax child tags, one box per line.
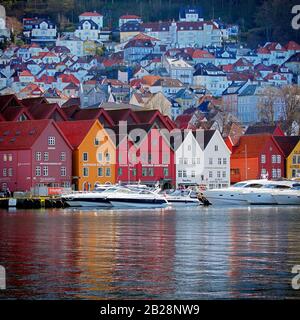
<box><xmin>58</xmin><ymin>74</ymin><xmax>80</xmax><ymax>85</ymax></box>
<box><xmin>105</xmin><ymin>109</ymin><xmax>140</xmax><ymax>125</ymax></box>
<box><xmin>25</xmin><ymin>103</ymin><xmax>67</xmax><ymax>121</ymax></box>
<box><xmin>274</xmin><ymin>136</ymin><xmax>300</xmax><ymax>157</ymax></box>
<box><xmin>192</xmin><ymin>49</ymin><xmax>214</xmax><ymax>59</ymax></box>
<box><xmin>0</xmin><ymin>94</ymin><xmax>22</xmax><ymax>113</ymax></box>
<box><xmin>120</xmin><ymin>15</ymin><xmax>141</xmax><ymax>19</ymax></box>
<box><xmin>80</xmin><ymin>11</ymin><xmax>102</xmax><ymax>17</ymax></box>
<box><xmin>71</xmin><ymin>108</ymin><xmax>114</xmax><ymax>126</ymax></box>
<box><xmin>232</xmin><ymin>135</ymin><xmax>273</xmax><ymax>158</ymax></box>
<box><xmin>19</xmin><ymin>70</ymin><xmax>34</xmax><ymax>77</ymax></box>
<box><xmin>285</xmin><ymin>41</ymin><xmax>300</xmax><ymax>51</ymax></box>
<box><xmin>1</xmin><ymin>106</ymin><xmax>33</xmax><ymax>121</ymax></box>
<box><xmin>0</xmin><ymin>120</ymin><xmax>57</xmax><ymax>150</ymax></box>
<box><xmin>175</xmin><ymin>114</ymin><xmax>193</xmax><ymax>129</ymax></box>
<box><xmin>57</xmin><ymin>120</ymin><xmax>96</xmax><ymax>148</ymax></box>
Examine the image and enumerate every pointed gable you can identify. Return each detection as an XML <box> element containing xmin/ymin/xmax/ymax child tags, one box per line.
<box><xmin>0</xmin><ymin>94</ymin><xmax>22</xmax><ymax>113</ymax></box>
<box><xmin>25</xmin><ymin>103</ymin><xmax>67</xmax><ymax>122</ymax></box>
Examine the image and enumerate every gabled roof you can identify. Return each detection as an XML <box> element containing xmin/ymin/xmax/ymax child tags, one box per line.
<box><xmin>25</xmin><ymin>103</ymin><xmax>67</xmax><ymax>121</ymax></box>
<box><xmin>105</xmin><ymin>109</ymin><xmax>140</xmax><ymax>125</ymax></box>
<box><xmin>231</xmin><ymin>135</ymin><xmax>273</xmax><ymax>158</ymax></box>
<box><xmin>0</xmin><ymin>94</ymin><xmax>22</xmax><ymax>113</ymax></box>
<box><xmin>21</xmin><ymin>97</ymin><xmax>48</xmax><ymax>107</ymax></box>
<box><xmin>134</xmin><ymin>110</ymin><xmax>172</xmax><ymax>130</ymax></box>
<box><xmin>244</xmin><ymin>124</ymin><xmax>284</xmax><ymax>136</ymax></box>
<box><xmin>274</xmin><ymin>136</ymin><xmax>300</xmax><ymax>157</ymax></box>
<box><xmin>1</xmin><ymin>106</ymin><xmax>33</xmax><ymax>121</ymax></box>
<box><xmin>0</xmin><ymin>119</ymin><xmax>72</xmax><ymax>150</ymax></box>
<box><xmin>57</xmin><ymin>120</ymin><xmax>97</xmax><ymax>148</ymax></box>
<box><xmin>70</xmin><ymin>107</ymin><xmax>114</xmax><ymax>126</ymax></box>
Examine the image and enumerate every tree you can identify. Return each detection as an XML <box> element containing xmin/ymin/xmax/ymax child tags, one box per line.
<box><xmin>257</xmin><ymin>86</ymin><xmax>281</xmax><ymax>124</ymax></box>
<box><xmin>279</xmin><ymin>85</ymin><xmax>300</xmax><ymax>135</ymax></box>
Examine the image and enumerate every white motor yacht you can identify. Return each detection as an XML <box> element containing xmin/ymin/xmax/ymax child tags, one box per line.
<box><xmin>243</xmin><ymin>180</ymin><xmax>296</xmax><ymax>205</ymax></box>
<box><xmin>165</xmin><ymin>189</ymin><xmax>201</xmax><ymax>206</ymax></box>
<box><xmin>203</xmin><ymin>179</ymin><xmax>269</xmax><ymax>206</ymax></box>
<box><xmin>272</xmin><ymin>185</ymin><xmax>300</xmax><ymax>205</ymax></box>
<box><xmin>62</xmin><ymin>186</ymin><xmax>168</xmax><ymax>208</ymax></box>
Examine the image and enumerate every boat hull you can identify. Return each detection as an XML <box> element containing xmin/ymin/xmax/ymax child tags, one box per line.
<box><xmin>273</xmin><ymin>194</ymin><xmax>300</xmax><ymax>205</ymax></box>
<box><xmin>245</xmin><ymin>193</ymin><xmax>277</xmax><ymax>205</ymax></box>
<box><xmin>109</xmin><ymin>198</ymin><xmax>168</xmax><ymax>208</ymax></box>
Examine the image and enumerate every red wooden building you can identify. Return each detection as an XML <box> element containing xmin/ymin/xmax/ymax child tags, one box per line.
<box><xmin>0</xmin><ymin>120</ymin><xmax>73</xmax><ymax>192</ymax></box>
<box><xmin>230</xmin><ymin>134</ymin><xmax>285</xmax><ymax>183</ymax></box>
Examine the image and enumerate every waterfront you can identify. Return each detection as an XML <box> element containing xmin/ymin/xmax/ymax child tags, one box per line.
<box><xmin>0</xmin><ymin>206</ymin><xmax>300</xmax><ymax>299</ymax></box>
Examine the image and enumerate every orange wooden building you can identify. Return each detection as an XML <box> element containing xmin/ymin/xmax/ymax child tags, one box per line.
<box><xmin>58</xmin><ymin>120</ymin><xmax>116</xmax><ymax>190</ymax></box>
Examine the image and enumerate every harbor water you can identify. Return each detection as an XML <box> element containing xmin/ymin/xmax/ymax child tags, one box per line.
<box><xmin>0</xmin><ymin>206</ymin><xmax>300</xmax><ymax>299</ymax></box>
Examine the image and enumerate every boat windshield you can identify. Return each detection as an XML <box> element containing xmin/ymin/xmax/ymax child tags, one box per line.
<box><xmin>244</xmin><ymin>183</ymin><xmax>264</xmax><ymax>188</ymax></box>
<box><xmin>232</xmin><ymin>182</ymin><xmax>248</xmax><ymax>188</ymax></box>
<box><xmin>264</xmin><ymin>184</ymin><xmax>291</xmax><ymax>189</ymax></box>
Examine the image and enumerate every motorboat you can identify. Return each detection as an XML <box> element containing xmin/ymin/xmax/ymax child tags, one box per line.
<box><xmin>61</xmin><ymin>187</ymin><xmax>113</xmax><ymax>208</ymax></box>
<box><xmin>164</xmin><ymin>189</ymin><xmax>201</xmax><ymax>206</ymax></box>
<box><xmin>243</xmin><ymin>180</ymin><xmax>297</xmax><ymax>205</ymax></box>
<box><xmin>62</xmin><ymin>186</ymin><xmax>168</xmax><ymax>208</ymax></box>
<box><xmin>203</xmin><ymin>179</ymin><xmax>269</xmax><ymax>205</ymax></box>
<box><xmin>271</xmin><ymin>185</ymin><xmax>300</xmax><ymax>205</ymax></box>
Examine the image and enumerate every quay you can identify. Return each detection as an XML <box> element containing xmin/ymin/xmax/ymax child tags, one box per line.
<box><xmin>0</xmin><ymin>197</ymin><xmax>66</xmax><ymax>209</ymax></box>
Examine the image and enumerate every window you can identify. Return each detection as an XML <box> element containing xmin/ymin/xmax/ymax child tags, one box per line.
<box><xmin>43</xmin><ymin>166</ymin><xmax>48</xmax><ymax>176</ymax></box>
<box><xmin>272</xmin><ymin>155</ymin><xmax>276</xmax><ymax>164</ymax></box>
<box><xmin>276</xmin><ymin>155</ymin><xmax>281</xmax><ymax>163</ymax></box>
<box><xmin>83</xmin><ymin>152</ymin><xmax>88</xmax><ymax>161</ymax></box>
<box><xmin>48</xmin><ymin>136</ymin><xmax>55</xmax><ymax>145</ymax></box>
<box><xmin>3</xmin><ymin>154</ymin><xmax>7</xmax><ymax>162</ymax></box>
<box><xmin>61</xmin><ymin>167</ymin><xmax>66</xmax><ymax>177</ymax></box>
<box><xmin>148</xmin><ymin>168</ymin><xmax>154</xmax><ymax>176</ymax></box>
<box><xmin>218</xmin><ymin>158</ymin><xmax>222</xmax><ymax>165</ymax></box>
<box><xmin>105</xmin><ymin>168</ymin><xmax>111</xmax><ymax>177</ymax></box>
<box><xmin>94</xmin><ymin>138</ymin><xmax>99</xmax><ymax>145</ymax></box>
<box><xmin>142</xmin><ymin>168</ymin><xmax>147</xmax><ymax>176</ymax></box>
<box><xmin>98</xmin><ymin>167</ymin><xmax>103</xmax><ymax>177</ymax></box>
<box><xmin>298</xmin><ymin>156</ymin><xmax>300</xmax><ymax>164</ymax></box>
<box><xmin>35</xmin><ymin>152</ymin><xmax>41</xmax><ymax>161</ymax></box>
<box><xmin>35</xmin><ymin>166</ymin><xmax>41</xmax><ymax>176</ymax></box>
<box><xmin>178</xmin><ymin>170</ymin><xmax>182</xmax><ymax>178</ymax></box>
<box><xmin>277</xmin><ymin>168</ymin><xmax>281</xmax><ymax>177</ymax></box>
<box><xmin>223</xmin><ymin>158</ymin><xmax>227</xmax><ymax>165</ymax></box>
<box><xmin>209</xmin><ymin>158</ymin><xmax>213</xmax><ymax>165</ymax></box>
<box><xmin>183</xmin><ymin>170</ymin><xmax>187</xmax><ymax>178</ymax></box>
<box><xmin>8</xmin><ymin>154</ymin><xmax>12</xmax><ymax>161</ymax></box>
<box><xmin>215</xmin><ymin>145</ymin><xmax>218</xmax><ymax>151</ymax></box>
<box><xmin>217</xmin><ymin>171</ymin><xmax>221</xmax><ymax>178</ymax></box>
<box><xmin>83</xmin><ymin>167</ymin><xmax>89</xmax><ymax>177</ymax></box>
<box><xmin>191</xmin><ymin>170</ymin><xmax>195</xmax><ymax>178</ymax></box>
<box><xmin>97</xmin><ymin>153</ymin><xmax>103</xmax><ymax>162</ymax></box>
<box><xmin>163</xmin><ymin>168</ymin><xmax>169</xmax><ymax>176</ymax></box>
<box><xmin>132</xmin><ymin>168</ymin><xmax>137</xmax><ymax>176</ymax></box>
<box><xmin>222</xmin><ymin>171</ymin><xmax>226</xmax><ymax>178</ymax></box>
<box><xmin>60</xmin><ymin>152</ymin><xmax>66</xmax><ymax>161</ymax></box>
<box><xmin>261</xmin><ymin>154</ymin><xmax>266</xmax><ymax>164</ymax></box>
<box><xmin>209</xmin><ymin>171</ymin><xmax>213</xmax><ymax>178</ymax></box>
<box><xmin>105</xmin><ymin>152</ymin><xmax>110</xmax><ymax>162</ymax></box>
<box><xmin>272</xmin><ymin>168</ymin><xmax>277</xmax><ymax>178</ymax></box>
<box><xmin>3</xmin><ymin>168</ymin><xmax>7</xmax><ymax>177</ymax></box>
<box><xmin>118</xmin><ymin>168</ymin><xmax>122</xmax><ymax>176</ymax></box>
<box><xmin>184</xmin><ymin>158</ymin><xmax>188</xmax><ymax>164</ymax></box>
<box><xmin>44</xmin><ymin>152</ymin><xmax>49</xmax><ymax>161</ymax></box>
<box><xmin>8</xmin><ymin>168</ymin><xmax>12</xmax><ymax>177</ymax></box>
<box><xmin>293</xmin><ymin>155</ymin><xmax>297</xmax><ymax>164</ymax></box>
<box><xmin>197</xmin><ymin>158</ymin><xmax>201</xmax><ymax>164</ymax></box>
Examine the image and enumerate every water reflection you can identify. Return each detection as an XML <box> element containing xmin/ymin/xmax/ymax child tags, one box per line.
<box><xmin>0</xmin><ymin>206</ymin><xmax>300</xmax><ymax>299</ymax></box>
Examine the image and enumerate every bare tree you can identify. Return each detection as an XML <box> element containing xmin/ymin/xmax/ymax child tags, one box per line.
<box><xmin>279</xmin><ymin>85</ymin><xmax>300</xmax><ymax>135</ymax></box>
<box><xmin>257</xmin><ymin>86</ymin><xmax>280</xmax><ymax>125</ymax></box>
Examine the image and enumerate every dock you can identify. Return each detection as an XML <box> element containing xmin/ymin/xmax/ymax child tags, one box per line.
<box><xmin>0</xmin><ymin>197</ymin><xmax>66</xmax><ymax>209</ymax></box>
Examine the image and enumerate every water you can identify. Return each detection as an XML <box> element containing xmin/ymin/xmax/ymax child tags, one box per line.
<box><xmin>0</xmin><ymin>206</ymin><xmax>300</xmax><ymax>299</ymax></box>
